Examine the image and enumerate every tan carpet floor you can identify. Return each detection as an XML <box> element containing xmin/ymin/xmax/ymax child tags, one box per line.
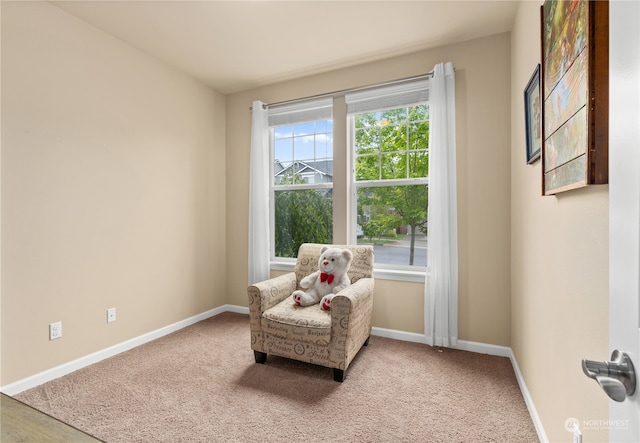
<box><xmin>16</xmin><ymin>312</ymin><xmax>539</xmax><ymax>442</ymax></box>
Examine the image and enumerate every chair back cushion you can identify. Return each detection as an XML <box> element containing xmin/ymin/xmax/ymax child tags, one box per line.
<box><xmin>294</xmin><ymin>243</ymin><xmax>374</xmax><ymax>285</ymax></box>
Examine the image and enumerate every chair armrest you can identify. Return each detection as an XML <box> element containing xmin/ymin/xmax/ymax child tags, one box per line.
<box><xmin>247</xmin><ymin>272</ymin><xmax>297</xmax><ymax>314</ymax></box>
<box><xmin>329</xmin><ymin>277</ymin><xmax>375</xmax><ymax>369</ymax></box>
<box><xmin>334</xmin><ymin>278</ymin><xmax>374</xmax><ymax>313</ymax></box>
<box><xmin>248</xmin><ymin>272</ymin><xmax>297</xmax><ymax>354</ymax></box>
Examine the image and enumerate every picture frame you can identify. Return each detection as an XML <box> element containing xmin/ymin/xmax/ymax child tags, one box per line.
<box><xmin>524</xmin><ymin>64</ymin><xmax>542</xmax><ymax>164</ymax></box>
<box><xmin>540</xmin><ymin>0</ymin><xmax>609</xmax><ymax>195</ymax></box>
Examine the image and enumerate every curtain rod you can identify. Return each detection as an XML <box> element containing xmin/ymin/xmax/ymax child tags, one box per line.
<box><xmin>249</xmin><ymin>70</ymin><xmax>434</xmax><ymax>110</ymax></box>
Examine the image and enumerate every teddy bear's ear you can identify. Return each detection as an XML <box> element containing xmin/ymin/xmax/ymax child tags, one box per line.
<box><xmin>320</xmin><ymin>245</ymin><xmax>329</xmax><ymax>254</ymax></box>
<box><xmin>342</xmin><ymin>249</ymin><xmax>353</xmax><ymax>262</ymax></box>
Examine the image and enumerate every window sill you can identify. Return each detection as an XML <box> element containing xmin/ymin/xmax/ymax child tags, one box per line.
<box><xmin>270</xmin><ymin>261</ymin><xmax>426</xmax><ymax>283</ymax></box>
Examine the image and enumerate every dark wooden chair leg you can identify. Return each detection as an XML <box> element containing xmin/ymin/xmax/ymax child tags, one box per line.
<box><xmin>254</xmin><ymin>351</ymin><xmax>267</xmax><ymax>364</ymax></box>
<box><xmin>333</xmin><ymin>368</ymin><xmax>345</xmax><ymax>382</ymax></box>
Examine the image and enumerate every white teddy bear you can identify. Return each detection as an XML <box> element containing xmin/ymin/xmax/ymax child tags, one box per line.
<box><xmin>292</xmin><ymin>246</ymin><xmax>353</xmax><ymax>310</ymax></box>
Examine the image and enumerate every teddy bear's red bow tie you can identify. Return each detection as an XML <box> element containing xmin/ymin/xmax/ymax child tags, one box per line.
<box><xmin>320</xmin><ymin>272</ymin><xmax>334</xmax><ymax>284</ymax></box>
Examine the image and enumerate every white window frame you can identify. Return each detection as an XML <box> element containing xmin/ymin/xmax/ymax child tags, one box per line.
<box><xmin>269</xmin><ymin>81</ymin><xmax>430</xmax><ymax>282</ymax></box>
<box><xmin>268</xmin><ymin>98</ymin><xmax>334</xmax><ymax>265</ymax></box>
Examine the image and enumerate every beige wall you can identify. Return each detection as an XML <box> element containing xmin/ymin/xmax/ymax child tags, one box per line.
<box><xmin>1</xmin><ymin>2</ymin><xmax>227</xmax><ymax>385</ymax></box>
<box><xmin>510</xmin><ymin>2</ymin><xmax>609</xmax><ymax>442</ymax></box>
<box><xmin>0</xmin><ymin>2</ymin><xmax>614</xmax><ymax>439</ymax></box>
<box><xmin>226</xmin><ymin>33</ymin><xmax>512</xmax><ymax>344</ymax></box>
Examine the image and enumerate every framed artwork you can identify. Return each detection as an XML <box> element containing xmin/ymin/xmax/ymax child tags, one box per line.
<box><xmin>524</xmin><ymin>64</ymin><xmax>542</xmax><ymax>164</ymax></box>
<box><xmin>540</xmin><ymin>0</ymin><xmax>609</xmax><ymax>195</ymax></box>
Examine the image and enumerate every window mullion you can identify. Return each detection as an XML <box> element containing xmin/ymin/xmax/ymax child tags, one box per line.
<box><xmin>405</xmin><ymin>110</ymin><xmax>410</xmax><ymax>179</ymax></box>
<box><xmin>332</xmin><ymin>95</ymin><xmax>349</xmax><ymax>244</ymax></box>
<box><xmin>273</xmin><ymin>183</ymin><xmax>333</xmax><ymax>191</ymax></box>
<box><xmin>355</xmin><ymin>178</ymin><xmax>428</xmax><ymax>188</ymax></box>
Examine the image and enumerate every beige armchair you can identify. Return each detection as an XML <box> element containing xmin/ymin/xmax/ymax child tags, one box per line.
<box><xmin>248</xmin><ymin>243</ymin><xmax>374</xmax><ymax>382</ymax></box>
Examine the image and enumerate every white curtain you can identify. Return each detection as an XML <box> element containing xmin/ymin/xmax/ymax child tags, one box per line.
<box><xmin>425</xmin><ymin>62</ymin><xmax>458</xmax><ymax>347</ymax></box>
<box><xmin>248</xmin><ymin>101</ymin><xmax>270</xmax><ymax>285</ymax></box>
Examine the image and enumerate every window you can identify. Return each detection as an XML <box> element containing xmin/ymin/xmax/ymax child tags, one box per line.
<box><xmin>269</xmin><ymin>99</ymin><xmax>333</xmax><ymax>259</ymax></box>
<box><xmin>351</xmin><ymin>105</ymin><xmax>429</xmax><ymax>267</ymax></box>
<box><xmin>269</xmin><ymin>81</ymin><xmax>430</xmax><ymax>271</ymax></box>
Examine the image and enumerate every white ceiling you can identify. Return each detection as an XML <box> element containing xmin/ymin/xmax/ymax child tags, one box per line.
<box><xmin>51</xmin><ymin>1</ymin><xmax>518</xmax><ymax>94</ymax></box>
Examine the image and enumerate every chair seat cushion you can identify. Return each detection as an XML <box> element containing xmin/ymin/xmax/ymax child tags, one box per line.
<box><xmin>262</xmin><ymin>295</ymin><xmax>331</xmax><ymax>345</ymax></box>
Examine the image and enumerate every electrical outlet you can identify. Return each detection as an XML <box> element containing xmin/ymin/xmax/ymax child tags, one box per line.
<box><xmin>49</xmin><ymin>321</ymin><xmax>62</xmax><ymax>340</ymax></box>
<box><xmin>107</xmin><ymin>307</ymin><xmax>116</xmax><ymax>323</ymax></box>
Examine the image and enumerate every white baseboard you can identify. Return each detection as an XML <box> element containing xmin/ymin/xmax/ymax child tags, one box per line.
<box><xmin>508</xmin><ymin>349</ymin><xmax>548</xmax><ymax>443</ymax></box>
<box><xmin>454</xmin><ymin>339</ymin><xmax>512</xmax><ymax>357</ymax></box>
<box><xmin>371</xmin><ymin>326</ymin><xmax>429</xmax><ymax>343</ymax></box>
<box><xmin>0</xmin><ymin>306</ymin><xmax>229</xmax><ymax>396</ymax></box>
<box><xmin>369</xmin><ymin>325</ymin><xmax>544</xmax><ymax>443</ymax></box>
<box><xmin>370</xmin><ymin>326</ymin><xmax>512</xmax><ymax>358</ymax></box>
<box><xmin>225</xmin><ymin>305</ymin><xmax>249</xmax><ymax>315</ymax></box>
<box><xmin>0</xmin><ymin>302</ymin><xmax>547</xmax><ymax>443</ymax></box>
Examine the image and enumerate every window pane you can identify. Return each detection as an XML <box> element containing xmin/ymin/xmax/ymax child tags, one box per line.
<box><xmin>408</xmin><ymin>121</ymin><xmax>429</xmax><ymax>150</ymax></box>
<box><xmin>294</xmin><ymin>122</ymin><xmax>314</xmax><ymax>136</ymax></box>
<box><xmin>274</xmin><ymin>189</ymin><xmax>333</xmax><ymax>258</ymax></box>
<box><xmin>410</xmin><ymin>104</ymin><xmax>429</xmax><ymax>121</ymax></box>
<box><xmin>315</xmin><ymin>133</ymin><xmax>333</xmax><ymax>159</ymax></box>
<box><xmin>315</xmin><ymin>119</ymin><xmax>333</xmax><ymax>133</ymax></box>
<box><xmin>408</xmin><ymin>151</ymin><xmax>429</xmax><ymax>178</ymax></box>
<box><xmin>274</xmin><ymin>125</ymin><xmax>293</xmax><ymax>138</ymax></box>
<box><xmin>355</xmin><ymin>127</ymin><xmax>380</xmax><ymax>154</ymax></box>
<box><xmin>380</xmin><ymin>153</ymin><xmax>406</xmax><ymax>179</ymax></box>
<box><xmin>273</xmin><ymin>118</ymin><xmax>334</xmax><ymax>188</ymax></box>
<box><xmin>355</xmin><ymin>154</ymin><xmax>380</xmax><ymax>181</ymax></box>
<box><xmin>274</xmin><ymin>138</ymin><xmax>293</xmax><ymax>163</ymax></box>
<box><xmin>294</xmin><ymin>135</ymin><xmax>315</xmax><ymax>161</ymax></box>
<box><xmin>381</xmin><ymin>107</ymin><xmax>407</xmax><ymax>124</ymax></box>
<box><xmin>355</xmin><ymin>112</ymin><xmax>378</xmax><ymax>129</ymax></box>
<box><xmin>356</xmin><ymin>185</ymin><xmax>428</xmax><ymax>267</ymax></box>
<box><xmin>380</xmin><ymin>123</ymin><xmax>406</xmax><ymax>153</ymax></box>
<box><xmin>354</xmin><ymin>104</ymin><xmax>428</xmax><ymax>186</ymax></box>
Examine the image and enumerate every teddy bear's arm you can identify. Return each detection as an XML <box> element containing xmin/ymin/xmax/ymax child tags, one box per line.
<box><xmin>299</xmin><ymin>270</ymin><xmax>320</xmax><ymax>289</ymax></box>
<box><xmin>332</xmin><ymin>275</ymin><xmax>351</xmax><ymax>294</ymax></box>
